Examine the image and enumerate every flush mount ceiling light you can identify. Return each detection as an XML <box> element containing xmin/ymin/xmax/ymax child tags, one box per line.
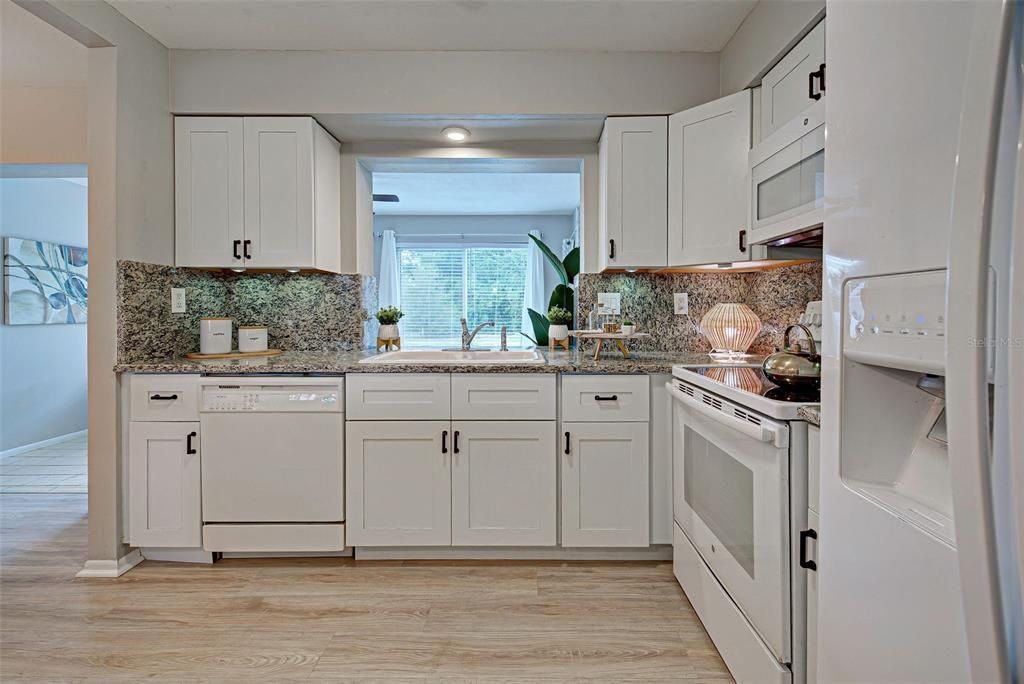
<box><xmin>442</xmin><ymin>126</ymin><xmax>471</xmax><ymax>142</ymax></box>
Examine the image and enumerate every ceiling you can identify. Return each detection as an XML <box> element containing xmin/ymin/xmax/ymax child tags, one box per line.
<box><xmin>316</xmin><ymin>114</ymin><xmax>606</xmax><ymax>144</ymax></box>
<box><xmin>372</xmin><ymin>172</ymin><xmax>580</xmax><ymax>215</ymax></box>
<box><xmin>108</xmin><ymin>0</ymin><xmax>756</xmax><ymax>52</ymax></box>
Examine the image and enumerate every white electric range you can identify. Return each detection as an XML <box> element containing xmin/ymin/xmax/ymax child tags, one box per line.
<box><xmin>667</xmin><ymin>364</ymin><xmax>818</xmax><ymax>684</ymax></box>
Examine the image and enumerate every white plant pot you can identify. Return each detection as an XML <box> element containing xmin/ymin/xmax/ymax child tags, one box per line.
<box><xmin>378</xmin><ymin>323</ymin><xmax>400</xmax><ymax>339</ymax></box>
<box><xmin>549</xmin><ymin>324</ymin><xmax>569</xmax><ymax>341</ymax></box>
<box><xmin>621</xmin><ymin>325</ymin><xmax>636</xmax><ymax>336</ymax></box>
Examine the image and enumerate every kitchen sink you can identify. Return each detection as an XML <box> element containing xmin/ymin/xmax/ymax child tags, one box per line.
<box><xmin>360</xmin><ymin>349</ymin><xmax>545</xmax><ymax>365</ymax></box>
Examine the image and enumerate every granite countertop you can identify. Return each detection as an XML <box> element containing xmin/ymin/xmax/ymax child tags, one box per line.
<box><xmin>798</xmin><ymin>405</ymin><xmax>821</xmax><ymax>427</ymax></box>
<box><xmin>115</xmin><ymin>349</ymin><xmax>767</xmax><ymax>376</ymax></box>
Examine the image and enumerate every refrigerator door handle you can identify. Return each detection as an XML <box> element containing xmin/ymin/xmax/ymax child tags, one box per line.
<box><xmin>945</xmin><ymin>2</ymin><xmax>1017</xmax><ymax>681</ymax></box>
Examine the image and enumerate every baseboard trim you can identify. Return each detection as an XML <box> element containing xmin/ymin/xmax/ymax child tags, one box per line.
<box><xmin>141</xmin><ymin>548</ymin><xmax>214</xmax><ymax>564</ymax></box>
<box><xmin>75</xmin><ymin>549</ymin><xmax>143</xmax><ymax>578</ymax></box>
<box><xmin>1</xmin><ymin>429</ymin><xmax>87</xmax><ymax>458</ymax></box>
<box><xmin>354</xmin><ymin>545</ymin><xmax>673</xmax><ymax>561</ymax></box>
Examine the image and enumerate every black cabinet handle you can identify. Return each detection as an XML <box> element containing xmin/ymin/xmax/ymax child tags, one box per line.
<box><xmin>609</xmin><ymin>239</ymin><xmax>615</xmax><ymax>260</ymax></box>
<box><xmin>150</xmin><ymin>394</ymin><xmax>178</xmax><ymax>401</ymax></box>
<box><xmin>243</xmin><ymin>239</ymin><xmax>252</xmax><ymax>260</ymax></box>
<box><xmin>808</xmin><ymin>68</ymin><xmax>823</xmax><ymax>101</ymax></box>
<box><xmin>817</xmin><ymin>63</ymin><xmax>825</xmax><ymax>92</ymax></box>
<box><xmin>594</xmin><ymin>394</ymin><xmax>618</xmax><ymax>402</ymax></box>
<box><xmin>232</xmin><ymin>239</ymin><xmax>242</xmax><ymax>260</ymax></box>
<box><xmin>186</xmin><ymin>431</ymin><xmax>197</xmax><ymax>455</ymax></box>
<box><xmin>800</xmin><ymin>528</ymin><xmax>818</xmax><ymax>571</ymax></box>
<box><xmin>441</xmin><ymin>430</ymin><xmax>448</xmax><ymax>454</ymax></box>
<box><xmin>453</xmin><ymin>430</ymin><xmax>460</xmax><ymax>454</ymax></box>
<box><xmin>564</xmin><ymin>431</ymin><xmax>570</xmax><ymax>455</ymax></box>
<box><xmin>739</xmin><ymin>229</ymin><xmax>747</xmax><ymax>253</ymax></box>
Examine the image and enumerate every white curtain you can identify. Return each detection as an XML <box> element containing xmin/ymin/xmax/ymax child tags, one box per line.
<box><xmin>522</xmin><ymin>229</ymin><xmax>547</xmax><ymax>338</ymax></box>
<box><xmin>378</xmin><ymin>229</ymin><xmax>401</xmax><ymax>309</ymax></box>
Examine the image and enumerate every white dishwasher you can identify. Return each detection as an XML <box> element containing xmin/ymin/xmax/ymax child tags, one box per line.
<box><xmin>199</xmin><ymin>377</ymin><xmax>345</xmax><ymax>552</ymax></box>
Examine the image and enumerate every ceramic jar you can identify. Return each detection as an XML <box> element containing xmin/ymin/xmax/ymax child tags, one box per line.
<box><xmin>378</xmin><ymin>324</ymin><xmax>400</xmax><ymax>340</ymax></box>
<box><xmin>238</xmin><ymin>326</ymin><xmax>268</xmax><ymax>353</ymax></box>
<box><xmin>199</xmin><ymin>317</ymin><xmax>232</xmax><ymax>354</ymax></box>
<box><xmin>549</xmin><ymin>324</ymin><xmax>569</xmax><ymax>341</ymax></box>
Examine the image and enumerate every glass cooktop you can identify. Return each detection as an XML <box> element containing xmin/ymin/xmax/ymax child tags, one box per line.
<box><xmin>685</xmin><ymin>366</ymin><xmax>820</xmax><ymax>403</ymax></box>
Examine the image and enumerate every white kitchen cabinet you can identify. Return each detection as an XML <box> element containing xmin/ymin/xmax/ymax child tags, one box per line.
<box><xmin>174</xmin><ymin>117</ymin><xmax>245</xmax><ymax>268</ymax></box>
<box><xmin>175</xmin><ymin>116</ymin><xmax>341</xmax><ymax>272</ymax></box>
<box><xmin>128</xmin><ymin>422</ymin><xmax>202</xmax><ymax>548</ymax></box>
<box><xmin>345</xmin><ymin>420</ymin><xmax>451</xmax><ymax>546</ymax></box>
<box><xmin>808</xmin><ymin>424</ymin><xmax>820</xmax><ymax>514</ymax></box>
<box><xmin>562</xmin><ymin>421</ymin><xmax>650</xmax><ymax>547</ymax></box>
<box><xmin>451</xmin><ymin>374</ymin><xmax>555</xmax><ymax>421</ymax></box>
<box><xmin>667</xmin><ymin>90</ymin><xmax>752</xmax><ymax>267</ymax></box>
<box><xmin>598</xmin><ymin>116</ymin><xmax>668</xmax><ymax>270</ymax></box>
<box><xmin>759</xmin><ymin>19</ymin><xmax>826</xmax><ymax>141</ymax></box>
<box><xmin>806</xmin><ymin>508</ymin><xmax>820</xmax><ymax>684</ymax></box>
<box><xmin>451</xmin><ymin>421</ymin><xmax>556</xmax><ymax>546</ymax></box>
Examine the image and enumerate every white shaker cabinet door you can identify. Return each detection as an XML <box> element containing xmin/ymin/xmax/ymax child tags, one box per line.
<box><xmin>175</xmin><ymin>117</ymin><xmax>244</xmax><ymax>268</ymax></box>
<box><xmin>668</xmin><ymin>89</ymin><xmax>751</xmax><ymax>267</ymax></box>
<box><xmin>562</xmin><ymin>421</ymin><xmax>650</xmax><ymax>547</ymax></box>
<box><xmin>759</xmin><ymin>19</ymin><xmax>825</xmax><ymax>141</ymax></box>
<box><xmin>451</xmin><ymin>421</ymin><xmax>556</xmax><ymax>546</ymax></box>
<box><xmin>243</xmin><ymin>117</ymin><xmax>315</xmax><ymax>269</ymax></box>
<box><xmin>128</xmin><ymin>422</ymin><xmax>202</xmax><ymax>548</ymax></box>
<box><xmin>599</xmin><ymin>116</ymin><xmax>668</xmax><ymax>270</ymax></box>
<box><xmin>345</xmin><ymin>421</ymin><xmax>452</xmax><ymax>546</ymax></box>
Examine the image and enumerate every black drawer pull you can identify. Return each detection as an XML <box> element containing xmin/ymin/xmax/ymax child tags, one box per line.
<box><xmin>564</xmin><ymin>431</ymin><xmax>570</xmax><ymax>455</ymax></box>
<box><xmin>453</xmin><ymin>430</ymin><xmax>460</xmax><ymax>454</ymax></box>
<box><xmin>150</xmin><ymin>394</ymin><xmax>178</xmax><ymax>401</ymax></box>
<box><xmin>233</xmin><ymin>239</ymin><xmax>242</xmax><ymax>260</ymax></box>
<box><xmin>738</xmin><ymin>229</ymin><xmax>747</xmax><ymax>253</ymax></box>
<box><xmin>609</xmin><ymin>239</ymin><xmax>615</xmax><ymax>260</ymax></box>
<box><xmin>186</xmin><ymin>431</ymin><xmax>197</xmax><ymax>455</ymax></box>
<box><xmin>594</xmin><ymin>394</ymin><xmax>618</xmax><ymax>402</ymax></box>
<box><xmin>441</xmin><ymin>430</ymin><xmax>448</xmax><ymax>454</ymax></box>
<box><xmin>243</xmin><ymin>239</ymin><xmax>252</xmax><ymax>260</ymax></box>
<box><xmin>800</xmin><ymin>528</ymin><xmax>818</xmax><ymax>571</ymax></box>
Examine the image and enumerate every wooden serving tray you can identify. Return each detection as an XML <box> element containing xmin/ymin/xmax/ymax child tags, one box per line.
<box><xmin>569</xmin><ymin>331</ymin><xmax>650</xmax><ymax>360</ymax></box>
<box><xmin>185</xmin><ymin>349</ymin><xmax>283</xmax><ymax>360</ymax></box>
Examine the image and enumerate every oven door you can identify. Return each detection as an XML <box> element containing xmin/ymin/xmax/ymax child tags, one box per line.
<box><xmin>668</xmin><ymin>380</ymin><xmax>792</xmax><ymax>664</ymax></box>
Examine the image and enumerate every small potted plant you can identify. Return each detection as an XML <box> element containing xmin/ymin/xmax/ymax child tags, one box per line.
<box><xmin>375</xmin><ymin>306</ymin><xmax>403</xmax><ymax>351</ymax></box>
<box><xmin>547</xmin><ymin>305</ymin><xmax>573</xmax><ymax>342</ymax></box>
<box><xmin>621</xmin><ymin>319</ymin><xmax>636</xmax><ymax>336</ymax></box>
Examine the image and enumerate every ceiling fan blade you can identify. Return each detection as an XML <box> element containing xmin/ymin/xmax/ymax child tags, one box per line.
<box><xmin>372</xmin><ymin>194</ymin><xmax>400</xmax><ymax>203</ymax></box>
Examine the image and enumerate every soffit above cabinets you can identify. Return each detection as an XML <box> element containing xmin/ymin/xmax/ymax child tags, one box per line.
<box><xmin>109</xmin><ymin>0</ymin><xmax>755</xmax><ymax>52</ymax></box>
<box><xmin>315</xmin><ymin>114</ymin><xmax>606</xmax><ymax>145</ymax></box>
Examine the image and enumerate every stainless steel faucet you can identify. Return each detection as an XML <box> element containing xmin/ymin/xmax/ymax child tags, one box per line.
<box><xmin>460</xmin><ymin>318</ymin><xmax>494</xmax><ymax>351</ymax></box>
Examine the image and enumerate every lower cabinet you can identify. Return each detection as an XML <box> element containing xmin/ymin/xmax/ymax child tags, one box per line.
<box><xmin>562</xmin><ymin>421</ymin><xmax>650</xmax><ymax>547</ymax></box>
<box><xmin>128</xmin><ymin>421</ymin><xmax>202</xmax><ymax>548</ymax></box>
<box><xmin>345</xmin><ymin>420</ymin><xmax>451</xmax><ymax>546</ymax></box>
<box><xmin>806</xmin><ymin>507</ymin><xmax>820</xmax><ymax>684</ymax></box>
<box><xmin>452</xmin><ymin>420</ymin><xmax>556</xmax><ymax>546</ymax></box>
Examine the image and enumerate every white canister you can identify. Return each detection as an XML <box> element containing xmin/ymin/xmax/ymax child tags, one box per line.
<box><xmin>200</xmin><ymin>317</ymin><xmax>232</xmax><ymax>354</ymax></box>
<box><xmin>548</xmin><ymin>324</ymin><xmax>569</xmax><ymax>341</ymax></box>
<box><xmin>238</xmin><ymin>326</ymin><xmax>269</xmax><ymax>353</ymax></box>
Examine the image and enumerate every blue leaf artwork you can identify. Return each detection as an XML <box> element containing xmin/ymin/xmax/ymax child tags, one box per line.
<box><xmin>3</xmin><ymin>237</ymin><xmax>88</xmax><ymax>325</ymax></box>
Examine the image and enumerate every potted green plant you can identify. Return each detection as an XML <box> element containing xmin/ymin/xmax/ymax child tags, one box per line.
<box><xmin>375</xmin><ymin>306</ymin><xmax>403</xmax><ymax>349</ymax></box>
<box><xmin>524</xmin><ymin>235</ymin><xmax>580</xmax><ymax>346</ymax></box>
<box><xmin>547</xmin><ymin>305</ymin><xmax>573</xmax><ymax>341</ymax></box>
<box><xmin>621</xmin><ymin>319</ymin><xmax>636</xmax><ymax>336</ymax></box>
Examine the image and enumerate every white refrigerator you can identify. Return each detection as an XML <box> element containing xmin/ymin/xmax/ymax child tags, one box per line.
<box><xmin>821</xmin><ymin>0</ymin><xmax>1023</xmax><ymax>682</ymax></box>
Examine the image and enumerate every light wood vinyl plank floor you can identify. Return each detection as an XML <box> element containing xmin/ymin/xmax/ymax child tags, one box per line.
<box><xmin>0</xmin><ymin>495</ymin><xmax>733</xmax><ymax>682</ymax></box>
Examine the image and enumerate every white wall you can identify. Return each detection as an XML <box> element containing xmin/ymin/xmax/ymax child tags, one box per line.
<box><xmin>719</xmin><ymin>0</ymin><xmax>825</xmax><ymax>95</ymax></box>
<box><xmin>0</xmin><ymin>175</ymin><xmax>88</xmax><ymax>450</ymax></box>
<box><xmin>372</xmin><ymin>214</ymin><xmax>575</xmax><ymax>303</ymax></box>
<box><xmin>170</xmin><ymin>50</ymin><xmax>720</xmax><ymax>116</ymax></box>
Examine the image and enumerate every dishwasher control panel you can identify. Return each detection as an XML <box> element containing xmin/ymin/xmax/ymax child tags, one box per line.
<box><xmin>201</xmin><ymin>385</ymin><xmax>342</xmax><ymax>412</ymax></box>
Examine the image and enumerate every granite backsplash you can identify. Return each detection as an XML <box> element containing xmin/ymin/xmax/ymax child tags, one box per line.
<box><xmin>576</xmin><ymin>261</ymin><xmax>822</xmax><ymax>355</ymax></box>
<box><xmin>117</xmin><ymin>261</ymin><xmax>375</xmax><ymax>363</ymax></box>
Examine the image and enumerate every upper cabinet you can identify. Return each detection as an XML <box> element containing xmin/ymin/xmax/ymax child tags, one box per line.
<box><xmin>667</xmin><ymin>90</ymin><xmax>752</xmax><ymax>267</ymax></box>
<box><xmin>759</xmin><ymin>19</ymin><xmax>826</xmax><ymax>142</ymax></box>
<box><xmin>175</xmin><ymin>116</ymin><xmax>341</xmax><ymax>272</ymax></box>
<box><xmin>598</xmin><ymin>116</ymin><xmax>668</xmax><ymax>270</ymax></box>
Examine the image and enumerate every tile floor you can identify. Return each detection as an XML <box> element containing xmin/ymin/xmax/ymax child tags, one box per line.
<box><xmin>0</xmin><ymin>433</ymin><xmax>87</xmax><ymax>493</ymax></box>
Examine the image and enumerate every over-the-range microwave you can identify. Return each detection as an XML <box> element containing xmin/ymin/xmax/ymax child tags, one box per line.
<box><xmin>749</xmin><ymin>99</ymin><xmax>825</xmax><ymax>246</ymax></box>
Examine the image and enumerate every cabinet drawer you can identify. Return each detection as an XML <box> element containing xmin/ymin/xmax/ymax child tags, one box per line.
<box><xmin>346</xmin><ymin>373</ymin><xmax>451</xmax><ymax>420</ymax></box>
<box><xmin>129</xmin><ymin>374</ymin><xmax>200</xmax><ymax>422</ymax></box>
<box><xmin>451</xmin><ymin>374</ymin><xmax>555</xmax><ymax>420</ymax></box>
<box><xmin>561</xmin><ymin>375</ymin><xmax>649</xmax><ymax>422</ymax></box>
<box><xmin>808</xmin><ymin>424</ymin><xmax>820</xmax><ymax>513</ymax></box>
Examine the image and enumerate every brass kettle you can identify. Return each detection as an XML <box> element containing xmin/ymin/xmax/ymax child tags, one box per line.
<box><xmin>762</xmin><ymin>324</ymin><xmax>821</xmax><ymax>389</ymax></box>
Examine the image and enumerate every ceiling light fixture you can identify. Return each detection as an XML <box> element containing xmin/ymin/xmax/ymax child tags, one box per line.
<box><xmin>442</xmin><ymin>126</ymin><xmax>471</xmax><ymax>142</ymax></box>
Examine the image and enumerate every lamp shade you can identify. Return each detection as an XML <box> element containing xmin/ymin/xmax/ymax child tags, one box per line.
<box><xmin>699</xmin><ymin>303</ymin><xmax>761</xmax><ymax>356</ymax></box>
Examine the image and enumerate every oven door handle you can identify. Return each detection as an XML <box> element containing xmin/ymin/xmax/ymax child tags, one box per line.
<box><xmin>665</xmin><ymin>381</ymin><xmax>788</xmax><ymax>448</ymax></box>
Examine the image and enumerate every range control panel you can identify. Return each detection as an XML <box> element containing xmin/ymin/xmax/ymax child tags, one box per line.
<box><xmin>201</xmin><ymin>386</ymin><xmax>341</xmax><ymax>413</ymax></box>
<box><xmin>845</xmin><ymin>270</ymin><xmax>946</xmax><ymax>373</ymax></box>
